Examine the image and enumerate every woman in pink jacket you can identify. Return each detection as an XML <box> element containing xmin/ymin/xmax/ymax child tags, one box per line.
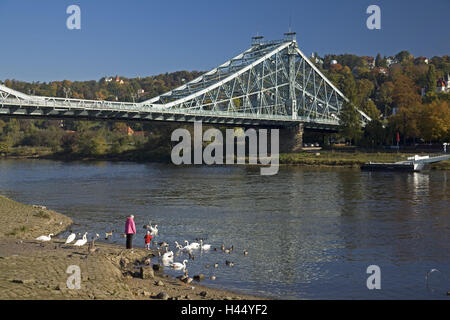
<box><xmin>124</xmin><ymin>214</ymin><xmax>136</xmax><ymax>249</ymax></box>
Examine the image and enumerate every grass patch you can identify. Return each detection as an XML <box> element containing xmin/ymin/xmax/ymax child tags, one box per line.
<box><xmin>6</xmin><ymin>225</ymin><xmax>28</xmax><ymax>236</ymax></box>
<box><xmin>278</xmin><ymin>151</ymin><xmax>450</xmax><ymax>169</ymax></box>
<box><xmin>279</xmin><ymin>151</ymin><xmax>411</xmax><ymax>167</ymax></box>
<box><xmin>33</xmin><ymin>210</ymin><xmax>50</xmax><ymax>219</ymax></box>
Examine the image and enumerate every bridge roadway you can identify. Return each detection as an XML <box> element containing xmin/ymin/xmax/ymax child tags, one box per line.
<box><xmin>0</xmin><ymin>93</ymin><xmax>340</xmax><ymax>131</ymax></box>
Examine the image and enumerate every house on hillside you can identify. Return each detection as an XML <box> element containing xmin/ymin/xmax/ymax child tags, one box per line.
<box><xmin>310</xmin><ymin>53</ymin><xmax>324</xmax><ymax>65</ymax></box>
<box><xmin>386</xmin><ymin>56</ymin><xmax>398</xmax><ymax>67</ymax></box>
<box><xmin>115</xmin><ymin>76</ymin><xmax>124</xmax><ymax>85</ymax></box>
<box><xmin>362</xmin><ymin>56</ymin><xmax>375</xmax><ymax>69</ymax></box>
<box><xmin>436</xmin><ymin>74</ymin><xmax>450</xmax><ymax>93</ymax></box>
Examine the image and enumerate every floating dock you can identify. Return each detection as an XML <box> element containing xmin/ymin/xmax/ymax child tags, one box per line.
<box><xmin>361</xmin><ymin>154</ymin><xmax>450</xmax><ymax>172</ymax></box>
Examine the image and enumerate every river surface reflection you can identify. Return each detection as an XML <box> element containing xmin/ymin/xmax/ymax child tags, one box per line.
<box><xmin>0</xmin><ymin>159</ymin><xmax>448</xmax><ymax>299</ymax></box>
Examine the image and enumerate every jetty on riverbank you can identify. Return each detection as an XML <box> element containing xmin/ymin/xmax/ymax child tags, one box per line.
<box><xmin>361</xmin><ymin>154</ymin><xmax>450</xmax><ymax>172</ymax></box>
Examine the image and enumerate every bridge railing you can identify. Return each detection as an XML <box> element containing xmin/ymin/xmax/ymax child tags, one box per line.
<box><xmin>0</xmin><ymin>96</ymin><xmax>340</xmax><ymax>126</ymax></box>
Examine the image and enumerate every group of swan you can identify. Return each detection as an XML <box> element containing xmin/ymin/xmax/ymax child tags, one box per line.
<box><xmin>175</xmin><ymin>240</ymin><xmax>211</xmax><ymax>252</ymax></box>
<box><xmin>35</xmin><ymin>231</ymin><xmax>91</xmax><ymax>247</ymax></box>
<box><xmin>35</xmin><ymin>230</ymin><xmax>101</xmax><ymax>249</ymax></box>
<box><xmin>66</xmin><ymin>232</ymin><xmax>97</xmax><ymax>247</ymax></box>
<box><xmin>168</xmin><ymin>239</ymin><xmax>211</xmax><ymax>271</ymax></box>
<box><xmin>143</xmin><ymin>221</ymin><xmax>158</xmax><ymax>235</ymax></box>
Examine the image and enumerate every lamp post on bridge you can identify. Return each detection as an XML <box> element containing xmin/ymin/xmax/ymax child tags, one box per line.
<box><xmin>63</xmin><ymin>87</ymin><xmax>71</xmax><ymax>99</ymax></box>
<box><xmin>131</xmin><ymin>92</ymin><xmax>139</xmax><ymax>103</ymax></box>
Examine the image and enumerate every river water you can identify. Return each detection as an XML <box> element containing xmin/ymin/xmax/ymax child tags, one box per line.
<box><xmin>0</xmin><ymin>159</ymin><xmax>448</xmax><ymax>299</ymax></box>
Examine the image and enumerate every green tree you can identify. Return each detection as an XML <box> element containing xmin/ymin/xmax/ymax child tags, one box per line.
<box><xmin>362</xmin><ymin>119</ymin><xmax>386</xmax><ymax>147</ymax></box>
<box><xmin>375</xmin><ymin>54</ymin><xmax>387</xmax><ymax>68</ymax></box>
<box><xmin>425</xmin><ymin>64</ymin><xmax>437</xmax><ymax>93</ymax></box>
<box><xmin>377</xmin><ymin>81</ymin><xmax>394</xmax><ymax>116</ymax></box>
<box><xmin>339</xmin><ymin>103</ymin><xmax>363</xmax><ymax>145</ymax></box>
<box><xmin>395</xmin><ymin>51</ymin><xmax>413</xmax><ymax>64</ymax></box>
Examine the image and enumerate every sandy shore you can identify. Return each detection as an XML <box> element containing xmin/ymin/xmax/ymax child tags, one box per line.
<box><xmin>0</xmin><ymin>195</ymin><xmax>266</xmax><ymax>300</ymax></box>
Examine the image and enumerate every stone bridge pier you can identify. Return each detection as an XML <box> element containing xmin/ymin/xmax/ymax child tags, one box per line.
<box><xmin>238</xmin><ymin>123</ymin><xmax>304</xmax><ymax>155</ymax></box>
<box><xmin>279</xmin><ymin>123</ymin><xmax>303</xmax><ymax>153</ymax></box>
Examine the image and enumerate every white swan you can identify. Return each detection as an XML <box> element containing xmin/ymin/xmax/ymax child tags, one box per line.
<box><xmin>199</xmin><ymin>239</ymin><xmax>211</xmax><ymax>250</ymax></box>
<box><xmin>174</xmin><ymin>241</ymin><xmax>183</xmax><ymax>250</ymax></box>
<box><xmin>36</xmin><ymin>233</ymin><xmax>54</xmax><ymax>241</ymax></box>
<box><xmin>73</xmin><ymin>232</ymin><xmax>88</xmax><ymax>247</ymax></box>
<box><xmin>170</xmin><ymin>259</ymin><xmax>188</xmax><ymax>270</ymax></box>
<box><xmin>161</xmin><ymin>251</ymin><xmax>174</xmax><ymax>266</ymax></box>
<box><xmin>149</xmin><ymin>224</ymin><xmax>158</xmax><ymax>235</ymax></box>
<box><xmin>65</xmin><ymin>232</ymin><xmax>76</xmax><ymax>244</ymax></box>
<box><xmin>184</xmin><ymin>240</ymin><xmax>200</xmax><ymax>250</ymax></box>
<box><xmin>162</xmin><ymin>250</ymin><xmax>174</xmax><ymax>260</ymax></box>
<box><xmin>176</xmin><ymin>241</ymin><xmax>192</xmax><ymax>253</ymax></box>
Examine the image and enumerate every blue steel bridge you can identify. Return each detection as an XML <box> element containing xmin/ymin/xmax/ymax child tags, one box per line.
<box><xmin>0</xmin><ymin>34</ymin><xmax>370</xmax><ymax>132</ymax></box>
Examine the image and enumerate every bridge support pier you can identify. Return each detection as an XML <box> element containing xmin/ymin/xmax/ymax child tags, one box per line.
<box><xmin>279</xmin><ymin>124</ymin><xmax>304</xmax><ymax>153</ymax></box>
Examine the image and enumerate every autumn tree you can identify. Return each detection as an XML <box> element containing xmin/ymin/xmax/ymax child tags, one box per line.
<box><xmin>391</xmin><ymin>73</ymin><xmax>421</xmax><ymax>110</ymax></box>
<box><xmin>419</xmin><ymin>100</ymin><xmax>450</xmax><ymax>142</ymax></box>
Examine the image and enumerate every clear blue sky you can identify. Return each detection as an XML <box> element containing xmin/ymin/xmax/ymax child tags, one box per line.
<box><xmin>0</xmin><ymin>0</ymin><xmax>449</xmax><ymax>82</ymax></box>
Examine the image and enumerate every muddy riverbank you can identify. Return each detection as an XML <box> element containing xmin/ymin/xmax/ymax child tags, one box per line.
<box><xmin>0</xmin><ymin>195</ymin><xmax>265</xmax><ymax>300</ymax></box>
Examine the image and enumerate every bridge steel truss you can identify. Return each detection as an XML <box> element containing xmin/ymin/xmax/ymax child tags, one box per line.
<box><xmin>0</xmin><ymin>38</ymin><xmax>371</xmax><ymax>130</ymax></box>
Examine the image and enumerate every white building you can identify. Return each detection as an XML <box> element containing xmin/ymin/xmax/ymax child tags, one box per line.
<box><xmin>436</xmin><ymin>74</ymin><xmax>450</xmax><ymax>93</ymax></box>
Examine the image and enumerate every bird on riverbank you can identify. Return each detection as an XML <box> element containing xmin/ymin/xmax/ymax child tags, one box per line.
<box><xmin>65</xmin><ymin>232</ymin><xmax>76</xmax><ymax>244</ymax></box>
<box><xmin>36</xmin><ymin>233</ymin><xmax>54</xmax><ymax>242</ymax></box>
<box><xmin>170</xmin><ymin>259</ymin><xmax>188</xmax><ymax>271</ymax></box>
<box><xmin>105</xmin><ymin>230</ymin><xmax>113</xmax><ymax>240</ymax></box>
<box><xmin>162</xmin><ymin>250</ymin><xmax>174</xmax><ymax>261</ymax></box>
<box><xmin>158</xmin><ymin>241</ymin><xmax>168</xmax><ymax>248</ymax></box>
<box><xmin>182</xmin><ymin>275</ymin><xmax>193</xmax><ymax>284</ymax></box>
<box><xmin>88</xmin><ymin>234</ymin><xmax>99</xmax><ymax>253</ymax></box>
<box><xmin>73</xmin><ymin>232</ymin><xmax>88</xmax><ymax>247</ymax></box>
<box><xmin>243</xmin><ymin>249</ymin><xmax>248</xmax><ymax>256</ymax></box>
<box><xmin>178</xmin><ymin>269</ymin><xmax>193</xmax><ymax>285</ymax></box>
